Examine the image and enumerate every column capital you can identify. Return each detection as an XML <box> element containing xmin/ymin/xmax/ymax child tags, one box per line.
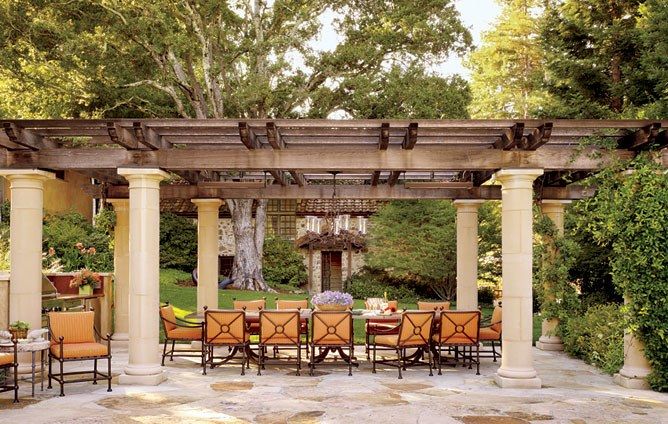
<box><xmin>540</xmin><ymin>199</ymin><xmax>572</xmax><ymax>206</ymax></box>
<box><xmin>0</xmin><ymin>169</ymin><xmax>55</xmax><ymax>182</ymax></box>
<box><xmin>118</xmin><ymin>168</ymin><xmax>169</xmax><ymax>183</ymax></box>
<box><xmin>107</xmin><ymin>198</ymin><xmax>129</xmax><ymax>210</ymax></box>
<box><xmin>453</xmin><ymin>199</ymin><xmax>485</xmax><ymax>211</ymax></box>
<box><xmin>494</xmin><ymin>169</ymin><xmax>544</xmax><ymax>188</ymax></box>
<box><xmin>192</xmin><ymin>198</ymin><xmax>223</xmax><ymax>210</ymax></box>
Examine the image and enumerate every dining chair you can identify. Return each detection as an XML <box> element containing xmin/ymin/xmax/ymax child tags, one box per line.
<box><xmin>203</xmin><ymin>309</ymin><xmax>249</xmax><ymax>375</ymax></box>
<box><xmin>433</xmin><ymin>310</ymin><xmax>481</xmax><ymax>375</ymax></box>
<box><xmin>364</xmin><ymin>299</ymin><xmax>400</xmax><ymax>360</ymax></box>
<box><xmin>275</xmin><ymin>298</ymin><xmax>310</xmax><ymax>357</ymax></box>
<box><xmin>257</xmin><ymin>311</ymin><xmax>302</xmax><ymax>376</ymax></box>
<box><xmin>479</xmin><ymin>305</ymin><xmax>502</xmax><ymax>361</ymax></box>
<box><xmin>309</xmin><ymin>311</ymin><xmax>354</xmax><ymax>376</ymax></box>
<box><xmin>0</xmin><ymin>335</ymin><xmax>18</xmax><ymax>402</ymax></box>
<box><xmin>159</xmin><ymin>302</ymin><xmax>205</xmax><ymax>367</ymax></box>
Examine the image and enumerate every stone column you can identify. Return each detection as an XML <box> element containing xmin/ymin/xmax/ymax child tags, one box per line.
<box><xmin>192</xmin><ymin>199</ymin><xmax>222</xmax><ymax>312</ymax></box>
<box><xmin>0</xmin><ymin>169</ymin><xmax>55</xmax><ymax>372</ymax></box>
<box><xmin>117</xmin><ymin>168</ymin><xmax>168</xmax><ymax>385</ymax></box>
<box><xmin>536</xmin><ymin>200</ymin><xmax>571</xmax><ymax>351</ymax></box>
<box><xmin>454</xmin><ymin>200</ymin><xmax>484</xmax><ymax>311</ymax></box>
<box><xmin>107</xmin><ymin>198</ymin><xmax>130</xmax><ymax>343</ymax></box>
<box><xmin>614</xmin><ymin>295</ymin><xmax>652</xmax><ymax>389</ymax></box>
<box><xmin>494</xmin><ymin>169</ymin><xmax>543</xmax><ymax>389</ymax></box>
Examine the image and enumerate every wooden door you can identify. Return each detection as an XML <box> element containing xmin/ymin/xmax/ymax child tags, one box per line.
<box><xmin>321</xmin><ymin>251</ymin><xmax>343</xmax><ymax>292</ymax></box>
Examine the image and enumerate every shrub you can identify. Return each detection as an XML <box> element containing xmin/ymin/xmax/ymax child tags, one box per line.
<box><xmin>42</xmin><ymin>211</ymin><xmax>113</xmax><ymax>272</ymax></box>
<box><xmin>478</xmin><ymin>286</ymin><xmax>495</xmax><ymax>305</ymax></box>
<box><xmin>262</xmin><ymin>235</ymin><xmax>307</xmax><ymax>288</ymax></box>
<box><xmin>562</xmin><ymin>303</ymin><xmax>625</xmax><ymax>375</ymax></box>
<box><xmin>159</xmin><ymin>213</ymin><xmax>197</xmax><ymax>272</ymax></box>
<box><xmin>346</xmin><ymin>272</ymin><xmax>419</xmax><ymax>302</ymax></box>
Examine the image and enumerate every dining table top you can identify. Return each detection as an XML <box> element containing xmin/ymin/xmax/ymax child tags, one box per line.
<box><xmin>184</xmin><ymin>309</ymin><xmax>409</xmax><ymax>322</ymax></box>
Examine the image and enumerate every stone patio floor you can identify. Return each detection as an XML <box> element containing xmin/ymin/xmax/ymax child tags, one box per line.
<box><xmin>0</xmin><ymin>344</ymin><xmax>667</xmax><ymax>423</ymax></box>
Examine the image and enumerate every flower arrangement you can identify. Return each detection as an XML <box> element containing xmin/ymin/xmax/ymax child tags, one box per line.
<box><xmin>311</xmin><ymin>291</ymin><xmax>354</xmax><ymax>310</ymax></box>
<box><xmin>69</xmin><ymin>268</ymin><xmax>101</xmax><ymax>289</ymax></box>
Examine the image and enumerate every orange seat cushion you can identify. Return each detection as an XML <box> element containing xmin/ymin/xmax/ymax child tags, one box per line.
<box><xmin>50</xmin><ymin>342</ymin><xmax>108</xmax><ymax>359</ymax></box>
<box><xmin>374</xmin><ymin>334</ymin><xmax>399</xmax><ymax>346</ymax></box>
<box><xmin>0</xmin><ymin>353</ymin><xmax>14</xmax><ymax>366</ymax></box>
<box><xmin>167</xmin><ymin>327</ymin><xmax>203</xmax><ymax>340</ymax></box>
<box><xmin>479</xmin><ymin>327</ymin><xmax>501</xmax><ymax>341</ymax></box>
<box><xmin>432</xmin><ymin>334</ymin><xmax>477</xmax><ymax>345</ymax></box>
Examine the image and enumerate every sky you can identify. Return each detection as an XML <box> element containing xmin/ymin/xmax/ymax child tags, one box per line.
<box><xmin>313</xmin><ymin>0</ymin><xmax>501</xmax><ymax>81</ymax></box>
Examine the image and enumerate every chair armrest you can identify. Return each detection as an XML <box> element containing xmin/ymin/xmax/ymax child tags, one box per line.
<box><xmin>373</xmin><ymin>323</ymin><xmax>401</xmax><ymax>335</ymax></box>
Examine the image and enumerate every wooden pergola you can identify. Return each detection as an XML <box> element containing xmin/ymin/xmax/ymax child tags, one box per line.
<box><xmin>1</xmin><ymin>118</ymin><xmax>666</xmax><ymax>390</ymax></box>
<box><xmin>2</xmin><ymin>119</ymin><xmax>666</xmax><ymax>200</ymax></box>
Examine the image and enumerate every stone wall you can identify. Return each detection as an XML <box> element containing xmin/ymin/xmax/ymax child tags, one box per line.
<box><xmin>218</xmin><ymin>218</ymin><xmax>235</xmax><ymax>256</ymax></box>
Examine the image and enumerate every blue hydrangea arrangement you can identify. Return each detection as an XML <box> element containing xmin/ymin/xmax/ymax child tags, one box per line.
<box><xmin>311</xmin><ymin>290</ymin><xmax>354</xmax><ymax>306</ymax></box>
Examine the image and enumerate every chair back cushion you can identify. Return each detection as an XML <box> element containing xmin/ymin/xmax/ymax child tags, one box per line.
<box><xmin>233</xmin><ymin>299</ymin><xmax>266</xmax><ymax>311</ymax></box>
<box><xmin>398</xmin><ymin>311</ymin><xmax>434</xmax><ymax>347</ymax></box>
<box><xmin>276</xmin><ymin>299</ymin><xmax>308</xmax><ymax>310</ymax></box>
<box><xmin>490</xmin><ymin>306</ymin><xmax>503</xmax><ymax>333</ymax></box>
<box><xmin>438</xmin><ymin>311</ymin><xmax>481</xmax><ymax>345</ymax></box>
<box><xmin>160</xmin><ymin>305</ymin><xmax>178</xmax><ymax>331</ymax></box>
<box><xmin>49</xmin><ymin>311</ymin><xmax>95</xmax><ymax>345</ymax></box>
<box><xmin>417</xmin><ymin>301</ymin><xmax>451</xmax><ymax>311</ymax></box>
<box><xmin>311</xmin><ymin>311</ymin><xmax>352</xmax><ymax>346</ymax></box>
<box><xmin>259</xmin><ymin>311</ymin><xmax>301</xmax><ymax>345</ymax></box>
<box><xmin>205</xmin><ymin>310</ymin><xmax>246</xmax><ymax>344</ymax></box>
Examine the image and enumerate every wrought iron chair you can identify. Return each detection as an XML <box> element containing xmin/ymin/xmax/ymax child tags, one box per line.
<box><xmin>0</xmin><ymin>336</ymin><xmax>18</xmax><ymax>402</ymax></box>
<box><xmin>309</xmin><ymin>311</ymin><xmax>354</xmax><ymax>376</ymax></box>
<box><xmin>417</xmin><ymin>301</ymin><xmax>451</xmax><ymax>311</ymax></box>
<box><xmin>433</xmin><ymin>310</ymin><xmax>481</xmax><ymax>375</ymax></box>
<box><xmin>47</xmin><ymin>311</ymin><xmax>112</xmax><ymax>396</ymax></box>
<box><xmin>371</xmin><ymin>311</ymin><xmax>434</xmax><ymax>379</ymax></box>
<box><xmin>159</xmin><ymin>303</ymin><xmax>205</xmax><ymax>366</ymax></box>
<box><xmin>479</xmin><ymin>305</ymin><xmax>502</xmax><ymax>361</ymax></box>
<box><xmin>364</xmin><ymin>299</ymin><xmax>400</xmax><ymax>360</ymax></box>
<box><xmin>257</xmin><ymin>311</ymin><xmax>302</xmax><ymax>376</ymax></box>
<box><xmin>275</xmin><ymin>298</ymin><xmax>310</xmax><ymax>358</ymax></box>
<box><xmin>203</xmin><ymin>309</ymin><xmax>249</xmax><ymax>375</ymax></box>
<box><xmin>233</xmin><ymin>298</ymin><xmax>266</xmax><ymax>338</ymax></box>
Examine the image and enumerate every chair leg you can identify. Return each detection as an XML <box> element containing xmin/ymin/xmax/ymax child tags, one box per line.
<box><xmin>170</xmin><ymin>340</ymin><xmax>175</xmax><ymax>361</ymax></box>
<box><xmin>396</xmin><ymin>348</ymin><xmax>403</xmax><ymax>380</ymax></box>
<box><xmin>59</xmin><ymin>359</ymin><xmax>65</xmax><ymax>397</ymax></box>
<box><xmin>296</xmin><ymin>344</ymin><xmax>301</xmax><ymax>376</ymax></box>
<box><xmin>241</xmin><ymin>345</ymin><xmax>246</xmax><ymax>376</ymax></box>
<box><xmin>348</xmin><ymin>344</ymin><xmax>353</xmax><ymax>376</ymax></box>
<box><xmin>428</xmin><ymin>346</ymin><xmax>433</xmax><ymax>377</ymax></box>
<box><xmin>305</xmin><ymin>329</ymin><xmax>310</xmax><ymax>359</ymax></box>
<box><xmin>366</xmin><ymin>332</ymin><xmax>370</xmax><ymax>360</ymax></box>
<box><xmin>257</xmin><ymin>345</ymin><xmax>262</xmax><ymax>376</ymax></box>
<box><xmin>13</xmin><ymin>361</ymin><xmax>18</xmax><ymax>403</ymax></box>
<box><xmin>309</xmin><ymin>344</ymin><xmax>315</xmax><ymax>376</ymax></box>
<box><xmin>93</xmin><ymin>359</ymin><xmax>98</xmax><ymax>384</ymax></box>
<box><xmin>438</xmin><ymin>345</ymin><xmax>442</xmax><ymax>375</ymax></box>
<box><xmin>48</xmin><ymin>353</ymin><xmax>52</xmax><ymax>389</ymax></box>
<box><xmin>476</xmin><ymin>344</ymin><xmax>480</xmax><ymax>375</ymax></box>
<box><xmin>492</xmin><ymin>341</ymin><xmax>497</xmax><ymax>362</ymax></box>
<box><xmin>161</xmin><ymin>339</ymin><xmax>168</xmax><ymax>366</ymax></box>
<box><xmin>372</xmin><ymin>343</ymin><xmax>377</xmax><ymax>374</ymax></box>
<box><xmin>202</xmin><ymin>343</ymin><xmax>208</xmax><ymax>375</ymax></box>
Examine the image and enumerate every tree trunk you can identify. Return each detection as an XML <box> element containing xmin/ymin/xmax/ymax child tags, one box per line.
<box><xmin>227</xmin><ymin>199</ymin><xmax>270</xmax><ymax>291</ymax></box>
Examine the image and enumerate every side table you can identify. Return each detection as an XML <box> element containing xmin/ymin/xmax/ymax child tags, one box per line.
<box><xmin>0</xmin><ymin>339</ymin><xmax>50</xmax><ymax>397</ymax></box>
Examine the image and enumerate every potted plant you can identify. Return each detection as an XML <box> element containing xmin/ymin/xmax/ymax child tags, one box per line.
<box><xmin>9</xmin><ymin>320</ymin><xmax>30</xmax><ymax>340</ymax></box>
<box><xmin>69</xmin><ymin>268</ymin><xmax>101</xmax><ymax>296</ymax></box>
<box><xmin>311</xmin><ymin>291</ymin><xmax>354</xmax><ymax>311</ymax></box>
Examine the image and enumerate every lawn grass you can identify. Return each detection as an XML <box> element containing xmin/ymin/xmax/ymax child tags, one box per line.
<box><xmin>159</xmin><ymin>268</ymin><xmax>540</xmax><ymax>344</ymax></box>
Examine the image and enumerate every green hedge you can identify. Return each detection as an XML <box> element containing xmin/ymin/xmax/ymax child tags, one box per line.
<box><xmin>346</xmin><ymin>273</ymin><xmax>419</xmax><ymax>302</ymax></box>
<box><xmin>562</xmin><ymin>303</ymin><xmax>624</xmax><ymax>375</ymax></box>
<box><xmin>263</xmin><ymin>235</ymin><xmax>307</xmax><ymax>288</ymax></box>
<box><xmin>159</xmin><ymin>213</ymin><xmax>197</xmax><ymax>272</ymax></box>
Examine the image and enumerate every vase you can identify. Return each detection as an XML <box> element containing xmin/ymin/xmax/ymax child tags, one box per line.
<box><xmin>78</xmin><ymin>285</ymin><xmax>93</xmax><ymax>296</ymax></box>
<box><xmin>315</xmin><ymin>304</ymin><xmax>351</xmax><ymax>311</ymax></box>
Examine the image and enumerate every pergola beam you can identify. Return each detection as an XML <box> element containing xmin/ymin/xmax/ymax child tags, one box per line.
<box><xmin>3</xmin><ymin>123</ymin><xmax>51</xmax><ymax>150</ymax></box>
<box><xmin>619</xmin><ymin>123</ymin><xmax>662</xmax><ymax>150</ymax></box>
<box><xmin>493</xmin><ymin>123</ymin><xmax>525</xmax><ymax>150</ymax></box>
<box><xmin>371</xmin><ymin>122</ymin><xmax>390</xmax><ymax>187</ymax></box>
<box><xmin>388</xmin><ymin>122</ymin><xmax>417</xmax><ymax>186</ymax></box>
<box><xmin>6</xmin><ymin>145</ymin><xmax>635</xmax><ymax>171</ymax></box>
<box><xmin>521</xmin><ymin>122</ymin><xmax>553</xmax><ymax>150</ymax></box>
<box><xmin>266</xmin><ymin>122</ymin><xmax>304</xmax><ymax>186</ymax></box>
<box><xmin>107</xmin><ymin>122</ymin><xmax>138</xmax><ymax>150</ymax></box>
<box><xmin>103</xmin><ymin>183</ymin><xmax>593</xmax><ymax>200</ymax></box>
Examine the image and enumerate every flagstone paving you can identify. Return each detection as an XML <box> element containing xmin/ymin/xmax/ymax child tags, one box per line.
<box><xmin>0</xmin><ymin>345</ymin><xmax>666</xmax><ymax>423</ymax></box>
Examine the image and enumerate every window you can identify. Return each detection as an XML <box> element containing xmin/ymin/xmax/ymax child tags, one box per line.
<box><xmin>266</xmin><ymin>200</ymin><xmax>297</xmax><ymax>239</ymax></box>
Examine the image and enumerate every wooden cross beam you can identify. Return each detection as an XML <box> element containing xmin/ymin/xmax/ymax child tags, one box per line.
<box><xmin>388</xmin><ymin>122</ymin><xmax>418</xmax><ymax>186</ymax></box>
<box><xmin>521</xmin><ymin>122</ymin><xmax>553</xmax><ymax>150</ymax></box>
<box><xmin>107</xmin><ymin>122</ymin><xmax>138</xmax><ymax>149</ymax></box>
<box><xmin>472</xmin><ymin>170</ymin><xmax>495</xmax><ymax>186</ymax></box>
<box><xmin>238</xmin><ymin>122</ymin><xmax>260</xmax><ymax>149</ymax></box>
<box><xmin>619</xmin><ymin>123</ymin><xmax>662</xmax><ymax>150</ymax></box>
<box><xmin>493</xmin><ymin>123</ymin><xmax>525</xmax><ymax>150</ymax></box>
<box><xmin>371</xmin><ymin>122</ymin><xmax>390</xmax><ymax>187</ymax></box>
<box><xmin>134</xmin><ymin>122</ymin><xmax>169</xmax><ymax>150</ymax></box>
<box><xmin>266</xmin><ymin>122</ymin><xmax>304</xmax><ymax>186</ymax></box>
<box><xmin>2</xmin><ymin>123</ymin><xmax>51</xmax><ymax>151</ymax></box>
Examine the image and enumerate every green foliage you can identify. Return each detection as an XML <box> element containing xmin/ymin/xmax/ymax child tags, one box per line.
<box><xmin>575</xmin><ymin>153</ymin><xmax>668</xmax><ymax>391</ymax></box>
<box><xmin>533</xmin><ymin>212</ymin><xmax>581</xmax><ymax>332</ymax></box>
<box><xmin>467</xmin><ymin>0</ymin><xmax>550</xmax><ymax>118</ymax></box>
<box><xmin>159</xmin><ymin>213</ymin><xmax>197</xmax><ymax>272</ymax></box>
<box><xmin>262</xmin><ymin>235</ymin><xmax>307</xmax><ymax>288</ymax></box>
<box><xmin>42</xmin><ymin>211</ymin><xmax>113</xmax><ymax>272</ymax></box>
<box><xmin>0</xmin><ymin>201</ymin><xmax>9</xmax><ymax>270</ymax></box>
<box><xmin>346</xmin><ymin>272</ymin><xmax>419</xmax><ymax>302</ymax></box>
<box><xmin>478</xmin><ymin>286</ymin><xmax>495</xmax><ymax>306</ymax></box>
<box><xmin>540</xmin><ymin>0</ymin><xmax>666</xmax><ymax>118</ymax></box>
<box><xmin>478</xmin><ymin>201</ymin><xmax>502</xmax><ymax>285</ymax></box>
<box><xmin>94</xmin><ymin>207</ymin><xmax>117</xmax><ymax>235</ymax></box>
<box><xmin>366</xmin><ymin>200</ymin><xmax>457</xmax><ymax>299</ymax></box>
<box><xmin>563</xmin><ymin>303</ymin><xmax>625</xmax><ymax>375</ymax></box>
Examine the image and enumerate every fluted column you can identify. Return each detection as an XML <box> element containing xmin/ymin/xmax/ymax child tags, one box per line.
<box><xmin>117</xmin><ymin>168</ymin><xmax>168</xmax><ymax>386</ymax></box>
<box><xmin>192</xmin><ymin>199</ymin><xmax>222</xmax><ymax>312</ymax></box>
<box><xmin>536</xmin><ymin>200</ymin><xmax>571</xmax><ymax>351</ymax></box>
<box><xmin>0</xmin><ymin>169</ymin><xmax>55</xmax><ymax>372</ymax></box>
<box><xmin>454</xmin><ymin>200</ymin><xmax>484</xmax><ymax>311</ymax></box>
<box><xmin>494</xmin><ymin>169</ymin><xmax>543</xmax><ymax>389</ymax></box>
<box><xmin>107</xmin><ymin>198</ymin><xmax>130</xmax><ymax>342</ymax></box>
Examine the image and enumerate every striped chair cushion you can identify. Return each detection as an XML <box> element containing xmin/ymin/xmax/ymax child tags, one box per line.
<box><xmin>49</xmin><ymin>311</ymin><xmax>95</xmax><ymax>344</ymax></box>
<box><xmin>50</xmin><ymin>342</ymin><xmax>108</xmax><ymax>359</ymax></box>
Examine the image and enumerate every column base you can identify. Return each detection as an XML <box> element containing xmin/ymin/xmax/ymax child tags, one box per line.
<box><xmin>118</xmin><ymin>371</ymin><xmax>167</xmax><ymax>386</ymax></box>
<box><xmin>495</xmin><ymin>373</ymin><xmax>542</xmax><ymax>389</ymax></box>
<box><xmin>614</xmin><ymin>367</ymin><xmax>651</xmax><ymax>390</ymax></box>
<box><xmin>536</xmin><ymin>336</ymin><xmax>564</xmax><ymax>351</ymax></box>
